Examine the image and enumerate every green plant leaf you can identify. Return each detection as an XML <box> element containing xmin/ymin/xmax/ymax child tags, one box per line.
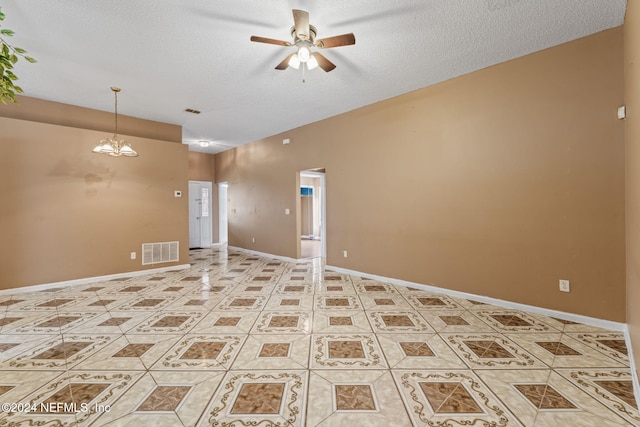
<box><xmin>25</xmin><ymin>56</ymin><xmax>36</xmax><ymax>63</ymax></box>
<box><xmin>0</xmin><ymin>29</ymin><xmax>14</xmax><ymax>36</ymax></box>
<box><xmin>14</xmin><ymin>47</ymin><xmax>25</xmax><ymax>54</ymax></box>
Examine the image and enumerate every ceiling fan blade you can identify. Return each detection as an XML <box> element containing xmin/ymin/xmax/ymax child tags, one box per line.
<box><xmin>292</xmin><ymin>9</ymin><xmax>310</xmax><ymax>40</ymax></box>
<box><xmin>275</xmin><ymin>54</ymin><xmax>295</xmax><ymax>70</ymax></box>
<box><xmin>311</xmin><ymin>52</ymin><xmax>336</xmax><ymax>72</ymax></box>
<box><xmin>316</xmin><ymin>33</ymin><xmax>356</xmax><ymax>49</ymax></box>
<box><xmin>250</xmin><ymin>35</ymin><xmax>292</xmax><ymax>46</ymax></box>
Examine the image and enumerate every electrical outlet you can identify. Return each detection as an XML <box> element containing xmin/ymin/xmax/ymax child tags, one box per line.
<box><xmin>343</xmin><ymin>250</ymin><xmax>348</xmax><ymax>258</ymax></box>
<box><xmin>252</xmin><ymin>237</ymin><xmax>255</xmax><ymax>243</ymax></box>
<box><xmin>285</xmin><ymin>208</ymin><xmax>290</xmax><ymax>215</ymax></box>
<box><xmin>130</xmin><ymin>252</ymin><xmax>136</xmax><ymax>260</ymax></box>
<box><xmin>559</xmin><ymin>279</ymin><xmax>570</xmax><ymax>292</ymax></box>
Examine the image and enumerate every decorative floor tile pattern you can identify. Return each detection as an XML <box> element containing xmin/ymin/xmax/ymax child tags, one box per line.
<box><xmin>0</xmin><ymin>247</ymin><xmax>637</xmax><ymax>426</ymax></box>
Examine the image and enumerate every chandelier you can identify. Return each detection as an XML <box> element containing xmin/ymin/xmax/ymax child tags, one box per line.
<box><xmin>92</xmin><ymin>87</ymin><xmax>138</xmax><ymax>157</ymax></box>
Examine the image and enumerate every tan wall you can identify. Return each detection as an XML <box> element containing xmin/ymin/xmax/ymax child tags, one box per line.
<box><xmin>0</xmin><ymin>96</ymin><xmax>182</xmax><ymax>143</ymax></box>
<box><xmin>188</xmin><ymin>151</ymin><xmax>219</xmax><ymax>243</ymax></box>
<box><xmin>0</xmin><ymin>116</ymin><xmax>189</xmax><ymax>289</ymax></box>
<box><xmin>625</xmin><ymin>3</ymin><xmax>640</xmax><ymax>375</ymax></box>
<box><xmin>217</xmin><ymin>28</ymin><xmax>626</xmax><ymax>321</ymax></box>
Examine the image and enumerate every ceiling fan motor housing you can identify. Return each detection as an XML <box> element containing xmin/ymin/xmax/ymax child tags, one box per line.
<box><xmin>292</xmin><ymin>25</ymin><xmax>317</xmax><ymax>45</ymax></box>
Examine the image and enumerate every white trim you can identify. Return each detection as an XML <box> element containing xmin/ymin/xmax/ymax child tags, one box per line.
<box><xmin>325</xmin><ymin>264</ymin><xmax>627</xmax><ymax>332</ymax></box>
<box><xmin>623</xmin><ymin>325</ymin><xmax>640</xmax><ymax>411</ymax></box>
<box><xmin>326</xmin><ymin>262</ymin><xmax>640</xmax><ymax>397</ymax></box>
<box><xmin>0</xmin><ymin>264</ymin><xmax>191</xmax><ymax>295</ymax></box>
<box><xmin>228</xmin><ymin>246</ymin><xmax>298</xmax><ymax>263</ymax></box>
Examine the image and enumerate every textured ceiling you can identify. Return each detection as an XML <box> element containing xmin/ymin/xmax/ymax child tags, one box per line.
<box><xmin>2</xmin><ymin>0</ymin><xmax>627</xmax><ymax>154</ymax></box>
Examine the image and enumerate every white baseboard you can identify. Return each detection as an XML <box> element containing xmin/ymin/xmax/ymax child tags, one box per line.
<box><xmin>325</xmin><ymin>264</ymin><xmax>627</xmax><ymax>332</ymax></box>
<box><xmin>189</xmin><ymin>242</ymin><xmax>225</xmax><ymax>249</ymax></box>
<box><xmin>623</xmin><ymin>325</ymin><xmax>640</xmax><ymax>411</ymax></box>
<box><xmin>326</xmin><ymin>263</ymin><xmax>640</xmax><ymax>401</ymax></box>
<box><xmin>0</xmin><ymin>264</ymin><xmax>191</xmax><ymax>295</ymax></box>
<box><xmin>227</xmin><ymin>246</ymin><xmax>298</xmax><ymax>263</ymax></box>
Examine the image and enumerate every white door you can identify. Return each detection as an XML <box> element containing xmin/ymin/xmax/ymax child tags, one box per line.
<box><xmin>188</xmin><ymin>181</ymin><xmax>213</xmax><ymax>248</ymax></box>
<box><xmin>218</xmin><ymin>182</ymin><xmax>228</xmax><ymax>244</ymax></box>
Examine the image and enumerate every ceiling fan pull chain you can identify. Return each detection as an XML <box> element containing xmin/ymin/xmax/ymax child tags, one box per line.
<box><xmin>302</xmin><ymin>63</ymin><xmax>306</xmax><ymax>83</ymax></box>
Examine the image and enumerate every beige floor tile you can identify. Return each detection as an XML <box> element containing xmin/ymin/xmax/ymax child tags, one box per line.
<box><xmin>506</xmin><ymin>332</ymin><xmax>628</xmax><ymax>369</ymax></box>
<box><xmin>189</xmin><ymin>310</ymin><xmax>260</xmax><ymax>334</ymax></box>
<box><xmin>197</xmin><ymin>370</ymin><xmax>308</xmax><ymax>427</ymax></box>
<box><xmin>365</xmin><ymin>310</ymin><xmax>436</xmax><ymax>334</ymax></box>
<box><xmin>273</xmin><ymin>282</ymin><xmax>315</xmax><ymax>295</ymax></box>
<box><xmin>0</xmin><ymin>370</ymin><xmax>144</xmax><ymax>426</ymax></box>
<box><xmin>1</xmin><ymin>334</ymin><xmax>117</xmax><ymax>370</ymax></box>
<box><xmin>307</xmin><ymin>369</ymin><xmax>412</xmax><ymax>427</ymax></box>
<box><xmin>358</xmin><ymin>294</ymin><xmax>414</xmax><ymax>311</ymax></box>
<box><xmin>404</xmin><ymin>293</ymin><xmax>465</xmax><ymax>311</ymax></box>
<box><xmin>555</xmin><ymin>368</ymin><xmax>640</xmax><ymax>425</ymax></box>
<box><xmin>7</xmin><ymin>312</ymin><xmax>105</xmax><ymax>335</ymax></box>
<box><xmin>97</xmin><ymin>370</ymin><xmax>224</xmax><ymax>427</ymax></box>
<box><xmin>393</xmin><ymin>369</ymin><xmax>524</xmax><ymax>426</ymax></box>
<box><xmin>163</xmin><ymin>294</ymin><xmax>224</xmax><ymax>311</ymax></box>
<box><xmin>313</xmin><ymin>282</ymin><xmax>357</xmax><ymax>294</ymax></box>
<box><xmin>126</xmin><ymin>310</ymin><xmax>207</xmax><ymax>335</ymax></box>
<box><xmin>65</xmin><ymin>310</ymin><xmax>154</xmax><ymax>334</ymax></box>
<box><xmin>312</xmin><ymin>310</ymin><xmax>374</xmax><ymax>334</ymax></box>
<box><xmin>250</xmin><ymin>311</ymin><xmax>313</xmax><ymax>334</ymax></box>
<box><xmin>418</xmin><ymin>309</ymin><xmax>497</xmax><ymax>333</ymax></box>
<box><xmin>0</xmin><ymin>370</ymin><xmax>65</xmax><ymax>404</ymax></box>
<box><xmin>315</xmin><ymin>295</ymin><xmax>362</xmax><ymax>310</ymax></box>
<box><xmin>310</xmin><ymin>334</ymin><xmax>388</xmax><ymax>370</ymax></box>
<box><xmin>352</xmin><ymin>281</ymin><xmax>399</xmax><ymax>294</ymax></box>
<box><xmin>0</xmin><ymin>311</ymin><xmax>61</xmax><ymax>334</ymax></box>
<box><xmin>215</xmin><ymin>294</ymin><xmax>269</xmax><ymax>311</ymax></box>
<box><xmin>151</xmin><ymin>333</ymin><xmax>247</xmax><ymax>370</ymax></box>
<box><xmin>71</xmin><ymin>334</ymin><xmax>183</xmax><ymax>371</ymax></box>
<box><xmin>566</xmin><ymin>332</ymin><xmax>631</xmax><ymax>367</ymax></box>
<box><xmin>231</xmin><ymin>334</ymin><xmax>310</xmax><ymax>370</ymax></box>
<box><xmin>472</xmin><ymin>309</ymin><xmax>561</xmax><ymax>333</ymax></box>
<box><xmin>0</xmin><ymin>334</ymin><xmax>59</xmax><ymax>361</ymax></box>
<box><xmin>376</xmin><ymin>333</ymin><xmax>468</xmax><ymax>370</ymax></box>
<box><xmin>264</xmin><ymin>294</ymin><xmax>315</xmax><ymax>311</ymax></box>
<box><xmin>440</xmin><ymin>332</ymin><xmax>548</xmax><ymax>370</ymax></box>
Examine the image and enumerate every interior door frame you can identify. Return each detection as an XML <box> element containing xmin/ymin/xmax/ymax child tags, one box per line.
<box><xmin>218</xmin><ymin>182</ymin><xmax>228</xmax><ymax>244</ymax></box>
<box><xmin>299</xmin><ymin>170</ymin><xmax>326</xmax><ymax>258</ymax></box>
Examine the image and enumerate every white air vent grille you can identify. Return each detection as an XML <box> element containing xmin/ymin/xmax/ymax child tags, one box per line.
<box><xmin>142</xmin><ymin>241</ymin><xmax>179</xmax><ymax>265</ymax></box>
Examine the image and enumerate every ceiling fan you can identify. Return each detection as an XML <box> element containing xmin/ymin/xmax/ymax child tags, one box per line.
<box><xmin>250</xmin><ymin>9</ymin><xmax>356</xmax><ymax>73</ymax></box>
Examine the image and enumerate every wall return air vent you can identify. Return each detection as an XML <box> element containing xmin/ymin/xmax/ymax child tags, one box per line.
<box><xmin>142</xmin><ymin>241</ymin><xmax>179</xmax><ymax>265</ymax></box>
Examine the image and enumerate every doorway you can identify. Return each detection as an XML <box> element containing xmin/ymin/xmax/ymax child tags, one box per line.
<box><xmin>218</xmin><ymin>182</ymin><xmax>228</xmax><ymax>245</ymax></box>
<box><xmin>188</xmin><ymin>181</ymin><xmax>213</xmax><ymax>248</ymax></box>
<box><xmin>299</xmin><ymin>170</ymin><xmax>326</xmax><ymax>259</ymax></box>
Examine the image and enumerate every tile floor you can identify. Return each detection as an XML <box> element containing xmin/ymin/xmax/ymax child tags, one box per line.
<box><xmin>0</xmin><ymin>247</ymin><xmax>638</xmax><ymax>426</ymax></box>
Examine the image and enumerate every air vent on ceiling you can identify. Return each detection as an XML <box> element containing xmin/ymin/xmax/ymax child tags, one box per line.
<box><xmin>142</xmin><ymin>241</ymin><xmax>179</xmax><ymax>265</ymax></box>
<box><xmin>185</xmin><ymin>108</ymin><xmax>201</xmax><ymax>114</ymax></box>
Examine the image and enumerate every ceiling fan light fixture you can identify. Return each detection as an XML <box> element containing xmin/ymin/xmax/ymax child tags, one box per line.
<box><xmin>306</xmin><ymin>55</ymin><xmax>319</xmax><ymax>70</ymax></box>
<box><xmin>297</xmin><ymin>46</ymin><xmax>310</xmax><ymax>63</ymax></box>
<box><xmin>288</xmin><ymin>54</ymin><xmax>301</xmax><ymax>69</ymax></box>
